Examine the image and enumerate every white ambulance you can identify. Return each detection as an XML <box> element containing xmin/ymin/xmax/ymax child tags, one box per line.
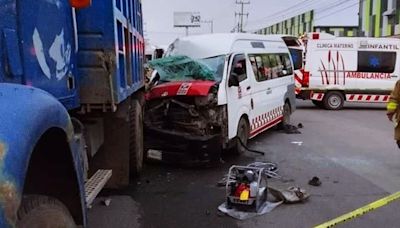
<box><xmin>145</xmin><ymin>33</ymin><xmax>296</xmax><ymax>163</ymax></box>
<box><xmin>296</xmin><ymin>33</ymin><xmax>400</xmax><ymax>110</ymax></box>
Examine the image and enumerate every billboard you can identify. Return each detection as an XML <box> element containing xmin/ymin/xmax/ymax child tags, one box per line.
<box><xmin>174</xmin><ymin>12</ymin><xmax>201</xmax><ymax>27</ymax></box>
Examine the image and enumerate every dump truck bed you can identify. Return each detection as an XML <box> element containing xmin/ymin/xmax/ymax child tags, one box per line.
<box><xmin>77</xmin><ymin>0</ymin><xmax>145</xmax><ymax>106</ymax></box>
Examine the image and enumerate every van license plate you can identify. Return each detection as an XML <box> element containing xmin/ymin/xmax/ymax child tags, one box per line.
<box><xmin>148</xmin><ymin>150</ymin><xmax>162</xmax><ymax>160</ymax></box>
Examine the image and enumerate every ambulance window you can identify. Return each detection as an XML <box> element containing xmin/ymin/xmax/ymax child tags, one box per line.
<box><xmin>231</xmin><ymin>54</ymin><xmax>247</xmax><ymax>82</ymax></box>
<box><xmin>357</xmin><ymin>51</ymin><xmax>396</xmax><ymax>73</ymax></box>
<box><xmin>289</xmin><ymin>49</ymin><xmax>303</xmax><ymax>70</ymax></box>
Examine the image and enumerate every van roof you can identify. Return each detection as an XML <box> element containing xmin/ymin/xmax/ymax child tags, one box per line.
<box><xmin>166</xmin><ymin>33</ymin><xmax>288</xmax><ymax>59</ymax></box>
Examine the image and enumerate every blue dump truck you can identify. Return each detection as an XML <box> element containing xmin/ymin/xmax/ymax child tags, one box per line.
<box><xmin>0</xmin><ymin>0</ymin><xmax>145</xmax><ymax>227</ymax></box>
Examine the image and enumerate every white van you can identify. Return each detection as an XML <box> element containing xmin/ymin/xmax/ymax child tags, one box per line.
<box><xmin>296</xmin><ymin>33</ymin><xmax>400</xmax><ymax>110</ymax></box>
<box><xmin>145</xmin><ymin>33</ymin><xmax>296</xmax><ymax>163</ymax></box>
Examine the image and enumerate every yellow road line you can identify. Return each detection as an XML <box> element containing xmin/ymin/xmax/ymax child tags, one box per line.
<box><xmin>314</xmin><ymin>191</ymin><xmax>400</xmax><ymax>228</ymax></box>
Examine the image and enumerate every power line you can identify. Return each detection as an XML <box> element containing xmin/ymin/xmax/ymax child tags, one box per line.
<box><xmin>235</xmin><ymin>0</ymin><xmax>250</xmax><ymax>32</ymax></box>
<box><xmin>247</xmin><ymin>0</ymin><xmax>350</xmax><ymax>29</ymax></box>
<box><xmin>248</xmin><ymin>0</ymin><xmax>358</xmax><ymax>31</ymax></box>
<box><xmin>314</xmin><ymin>0</ymin><xmax>361</xmax><ymax>22</ymax></box>
<box><xmin>247</xmin><ymin>0</ymin><xmax>313</xmax><ymax>25</ymax></box>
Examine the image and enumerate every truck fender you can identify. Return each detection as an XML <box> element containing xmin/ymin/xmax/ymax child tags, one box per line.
<box><xmin>0</xmin><ymin>84</ymin><xmax>86</xmax><ymax>227</ymax></box>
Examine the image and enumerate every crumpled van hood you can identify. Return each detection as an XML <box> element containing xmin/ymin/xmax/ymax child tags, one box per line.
<box><xmin>146</xmin><ymin>81</ymin><xmax>216</xmax><ymax>100</ymax></box>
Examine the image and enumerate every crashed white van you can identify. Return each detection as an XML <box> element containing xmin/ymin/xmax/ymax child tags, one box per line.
<box><xmin>145</xmin><ymin>33</ymin><xmax>296</xmax><ymax>163</ymax></box>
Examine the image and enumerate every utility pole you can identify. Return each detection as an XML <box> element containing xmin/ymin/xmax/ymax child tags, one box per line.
<box><xmin>202</xmin><ymin>20</ymin><xmax>214</xmax><ymax>33</ymax></box>
<box><xmin>235</xmin><ymin>0</ymin><xmax>250</xmax><ymax>33</ymax></box>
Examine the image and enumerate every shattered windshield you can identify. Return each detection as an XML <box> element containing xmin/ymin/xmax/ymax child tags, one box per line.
<box><xmin>148</xmin><ymin>55</ymin><xmax>225</xmax><ymax>83</ymax></box>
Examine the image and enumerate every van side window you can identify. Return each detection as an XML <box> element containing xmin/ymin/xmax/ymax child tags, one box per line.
<box><xmin>357</xmin><ymin>51</ymin><xmax>396</xmax><ymax>73</ymax></box>
<box><xmin>249</xmin><ymin>54</ymin><xmax>271</xmax><ymax>82</ymax></box>
<box><xmin>249</xmin><ymin>56</ymin><xmax>260</xmax><ymax>80</ymax></box>
<box><xmin>268</xmin><ymin>55</ymin><xmax>279</xmax><ymax>79</ymax></box>
<box><xmin>281</xmin><ymin>54</ymin><xmax>293</xmax><ymax>76</ymax></box>
<box><xmin>261</xmin><ymin>55</ymin><xmax>272</xmax><ymax>80</ymax></box>
<box><xmin>231</xmin><ymin>54</ymin><xmax>247</xmax><ymax>82</ymax></box>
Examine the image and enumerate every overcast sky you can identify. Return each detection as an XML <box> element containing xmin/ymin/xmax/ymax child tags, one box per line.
<box><xmin>142</xmin><ymin>0</ymin><xmax>359</xmax><ymax>46</ymax></box>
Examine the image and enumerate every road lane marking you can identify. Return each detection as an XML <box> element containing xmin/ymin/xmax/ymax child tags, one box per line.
<box><xmin>314</xmin><ymin>191</ymin><xmax>400</xmax><ymax>228</ymax></box>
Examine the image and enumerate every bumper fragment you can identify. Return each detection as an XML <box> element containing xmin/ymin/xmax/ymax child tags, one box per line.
<box><xmin>145</xmin><ymin>126</ymin><xmax>221</xmax><ymax>164</ymax></box>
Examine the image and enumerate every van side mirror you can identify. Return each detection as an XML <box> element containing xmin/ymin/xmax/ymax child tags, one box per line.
<box><xmin>228</xmin><ymin>73</ymin><xmax>240</xmax><ymax>87</ymax></box>
<box><xmin>70</xmin><ymin>0</ymin><xmax>92</xmax><ymax>8</ymax></box>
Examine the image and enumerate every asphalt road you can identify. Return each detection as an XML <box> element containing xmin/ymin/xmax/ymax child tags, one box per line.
<box><xmin>88</xmin><ymin>100</ymin><xmax>400</xmax><ymax>228</ymax></box>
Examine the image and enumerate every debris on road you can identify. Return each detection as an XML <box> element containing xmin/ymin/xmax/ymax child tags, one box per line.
<box><xmin>308</xmin><ymin>176</ymin><xmax>322</xmax><ymax>186</ymax></box>
<box><xmin>218</xmin><ymin>197</ymin><xmax>283</xmax><ymax>220</ymax></box>
<box><xmin>291</xmin><ymin>141</ymin><xmax>303</xmax><ymax>146</ymax></box>
<box><xmin>268</xmin><ymin>186</ymin><xmax>310</xmax><ymax>204</ymax></box>
<box><xmin>282</xmin><ymin>124</ymin><xmax>302</xmax><ymax>134</ymax></box>
<box><xmin>297</xmin><ymin>123</ymin><xmax>304</xmax><ymax>129</ymax></box>
<box><xmin>238</xmin><ymin>138</ymin><xmax>266</xmax><ymax>156</ymax></box>
<box><xmin>103</xmin><ymin>199</ymin><xmax>112</xmax><ymax>207</ymax></box>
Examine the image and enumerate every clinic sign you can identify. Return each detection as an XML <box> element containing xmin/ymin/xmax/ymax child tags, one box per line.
<box><xmin>174</xmin><ymin>12</ymin><xmax>201</xmax><ymax>27</ymax></box>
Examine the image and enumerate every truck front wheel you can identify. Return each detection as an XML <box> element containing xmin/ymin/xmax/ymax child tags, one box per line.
<box><xmin>17</xmin><ymin>195</ymin><xmax>76</xmax><ymax>228</ymax></box>
<box><xmin>323</xmin><ymin>91</ymin><xmax>344</xmax><ymax>110</ymax></box>
<box><xmin>129</xmin><ymin>99</ymin><xmax>144</xmax><ymax>177</ymax></box>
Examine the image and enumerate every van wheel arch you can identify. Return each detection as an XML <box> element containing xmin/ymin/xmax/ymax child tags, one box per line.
<box><xmin>232</xmin><ymin>115</ymin><xmax>250</xmax><ymax>155</ymax></box>
<box><xmin>278</xmin><ymin>100</ymin><xmax>291</xmax><ymax>128</ymax></box>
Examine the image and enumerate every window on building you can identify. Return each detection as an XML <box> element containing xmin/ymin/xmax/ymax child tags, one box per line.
<box><xmin>357</xmin><ymin>51</ymin><xmax>396</xmax><ymax>73</ymax></box>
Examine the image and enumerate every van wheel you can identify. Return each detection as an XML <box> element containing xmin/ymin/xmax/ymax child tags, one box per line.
<box><xmin>312</xmin><ymin>100</ymin><xmax>324</xmax><ymax>108</ymax></box>
<box><xmin>130</xmin><ymin>99</ymin><xmax>144</xmax><ymax>177</ymax></box>
<box><xmin>323</xmin><ymin>91</ymin><xmax>344</xmax><ymax>110</ymax></box>
<box><xmin>234</xmin><ymin>117</ymin><xmax>249</xmax><ymax>155</ymax></box>
<box><xmin>278</xmin><ymin>102</ymin><xmax>291</xmax><ymax>129</ymax></box>
<box><xmin>17</xmin><ymin>195</ymin><xmax>76</xmax><ymax>228</ymax></box>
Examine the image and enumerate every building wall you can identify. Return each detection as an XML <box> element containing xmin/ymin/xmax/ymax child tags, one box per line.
<box><xmin>255</xmin><ymin>10</ymin><xmax>358</xmax><ymax>37</ymax></box>
<box><xmin>256</xmin><ymin>11</ymin><xmax>314</xmax><ymax>36</ymax></box>
<box><xmin>359</xmin><ymin>0</ymin><xmax>400</xmax><ymax>37</ymax></box>
<box><xmin>314</xmin><ymin>27</ymin><xmax>359</xmax><ymax>37</ymax></box>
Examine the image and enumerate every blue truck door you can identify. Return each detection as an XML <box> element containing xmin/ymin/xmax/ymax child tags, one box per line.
<box><xmin>18</xmin><ymin>0</ymin><xmax>79</xmax><ymax>109</ymax></box>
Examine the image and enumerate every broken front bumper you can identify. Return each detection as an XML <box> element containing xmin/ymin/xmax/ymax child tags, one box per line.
<box><xmin>144</xmin><ymin>126</ymin><xmax>222</xmax><ymax>164</ymax></box>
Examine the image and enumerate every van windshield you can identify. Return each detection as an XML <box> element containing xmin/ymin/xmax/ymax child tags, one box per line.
<box><xmin>149</xmin><ymin>55</ymin><xmax>225</xmax><ymax>83</ymax></box>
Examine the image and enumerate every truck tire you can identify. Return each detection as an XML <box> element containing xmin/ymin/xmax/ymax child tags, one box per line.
<box><xmin>233</xmin><ymin>117</ymin><xmax>249</xmax><ymax>155</ymax></box>
<box><xmin>323</xmin><ymin>91</ymin><xmax>344</xmax><ymax>110</ymax></box>
<box><xmin>17</xmin><ymin>195</ymin><xmax>76</xmax><ymax>228</ymax></box>
<box><xmin>130</xmin><ymin>99</ymin><xmax>144</xmax><ymax>177</ymax></box>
